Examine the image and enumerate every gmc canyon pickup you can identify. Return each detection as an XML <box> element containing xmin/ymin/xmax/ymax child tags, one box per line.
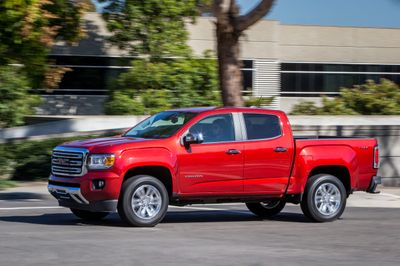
<box><xmin>48</xmin><ymin>107</ymin><xmax>381</xmax><ymax>226</ymax></box>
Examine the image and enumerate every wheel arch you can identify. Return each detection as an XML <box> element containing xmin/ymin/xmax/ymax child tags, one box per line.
<box><xmin>308</xmin><ymin>165</ymin><xmax>351</xmax><ymax>195</ymax></box>
<box><xmin>123</xmin><ymin>166</ymin><xmax>173</xmax><ymax>198</ymax></box>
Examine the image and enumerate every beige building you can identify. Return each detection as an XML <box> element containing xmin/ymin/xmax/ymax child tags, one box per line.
<box><xmin>45</xmin><ymin>13</ymin><xmax>400</xmax><ymax>115</ymax></box>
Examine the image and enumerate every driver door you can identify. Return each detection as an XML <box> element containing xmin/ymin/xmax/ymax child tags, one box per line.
<box><xmin>177</xmin><ymin>113</ymin><xmax>244</xmax><ymax>195</ymax></box>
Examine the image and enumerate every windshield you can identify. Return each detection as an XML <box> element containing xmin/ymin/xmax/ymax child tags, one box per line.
<box><xmin>124</xmin><ymin>111</ymin><xmax>198</xmax><ymax>139</ymax></box>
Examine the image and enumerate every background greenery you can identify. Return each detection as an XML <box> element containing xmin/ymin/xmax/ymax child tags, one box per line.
<box><xmin>290</xmin><ymin>79</ymin><xmax>400</xmax><ymax>115</ymax></box>
<box><xmin>0</xmin><ymin>133</ymin><xmax>119</xmax><ymax>182</ymax></box>
<box><xmin>0</xmin><ymin>0</ymin><xmax>88</xmax><ymax>128</ymax></box>
<box><xmin>105</xmin><ymin>54</ymin><xmax>221</xmax><ymax>115</ymax></box>
<box><xmin>0</xmin><ymin>66</ymin><xmax>42</xmax><ymax>127</ymax></box>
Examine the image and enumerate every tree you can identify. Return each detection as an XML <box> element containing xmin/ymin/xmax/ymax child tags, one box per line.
<box><xmin>100</xmin><ymin>0</ymin><xmax>200</xmax><ymax>60</ymax></box>
<box><xmin>100</xmin><ymin>1</ymin><xmax>221</xmax><ymax>114</ymax></box>
<box><xmin>0</xmin><ymin>0</ymin><xmax>88</xmax><ymax>89</ymax></box>
<box><xmin>101</xmin><ymin>0</ymin><xmax>276</xmax><ymax>107</ymax></box>
<box><xmin>105</xmin><ymin>54</ymin><xmax>221</xmax><ymax>115</ymax></box>
<box><xmin>290</xmin><ymin>79</ymin><xmax>400</xmax><ymax>115</ymax></box>
<box><xmin>211</xmin><ymin>0</ymin><xmax>276</xmax><ymax>106</ymax></box>
<box><xmin>0</xmin><ymin>0</ymin><xmax>89</xmax><ymax>127</ymax></box>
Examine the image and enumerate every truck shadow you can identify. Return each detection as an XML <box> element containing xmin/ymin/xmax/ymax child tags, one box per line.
<box><xmin>0</xmin><ymin>192</ymin><xmax>50</xmax><ymax>201</ymax></box>
<box><xmin>0</xmin><ymin>210</ymin><xmax>310</xmax><ymax>227</ymax></box>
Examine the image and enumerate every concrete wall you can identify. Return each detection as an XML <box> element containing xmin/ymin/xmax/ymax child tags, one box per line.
<box><xmin>279</xmin><ymin>25</ymin><xmax>400</xmax><ymax>63</ymax></box>
<box><xmin>1</xmin><ymin>115</ymin><xmax>400</xmax><ymax>186</ymax></box>
<box><xmin>52</xmin><ymin>14</ymin><xmax>400</xmax><ymax>64</ymax></box>
<box><xmin>187</xmin><ymin>17</ymin><xmax>400</xmax><ymax>63</ymax></box>
<box><xmin>37</xmin><ymin>95</ymin><xmax>107</xmax><ymax>115</ymax></box>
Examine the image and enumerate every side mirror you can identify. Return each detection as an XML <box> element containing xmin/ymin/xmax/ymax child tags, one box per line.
<box><xmin>183</xmin><ymin>132</ymin><xmax>204</xmax><ymax>147</ymax></box>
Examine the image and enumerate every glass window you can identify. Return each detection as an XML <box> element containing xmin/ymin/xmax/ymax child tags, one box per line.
<box><xmin>124</xmin><ymin>111</ymin><xmax>198</xmax><ymax>139</ymax></box>
<box><xmin>244</xmin><ymin>113</ymin><xmax>281</xmax><ymax>140</ymax></box>
<box><xmin>242</xmin><ymin>69</ymin><xmax>253</xmax><ymax>95</ymax></box>
<box><xmin>189</xmin><ymin>114</ymin><xmax>235</xmax><ymax>143</ymax></box>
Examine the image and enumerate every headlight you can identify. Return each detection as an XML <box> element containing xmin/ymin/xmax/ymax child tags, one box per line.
<box><xmin>87</xmin><ymin>154</ymin><xmax>115</xmax><ymax>170</ymax></box>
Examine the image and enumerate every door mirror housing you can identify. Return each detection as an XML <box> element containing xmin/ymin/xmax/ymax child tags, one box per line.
<box><xmin>183</xmin><ymin>133</ymin><xmax>204</xmax><ymax>147</ymax></box>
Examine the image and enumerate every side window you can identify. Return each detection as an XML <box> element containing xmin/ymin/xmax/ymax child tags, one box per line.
<box><xmin>189</xmin><ymin>114</ymin><xmax>235</xmax><ymax>143</ymax></box>
<box><xmin>244</xmin><ymin>113</ymin><xmax>282</xmax><ymax>140</ymax></box>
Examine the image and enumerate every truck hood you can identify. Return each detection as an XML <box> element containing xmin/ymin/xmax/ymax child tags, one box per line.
<box><xmin>60</xmin><ymin>137</ymin><xmax>162</xmax><ymax>152</ymax></box>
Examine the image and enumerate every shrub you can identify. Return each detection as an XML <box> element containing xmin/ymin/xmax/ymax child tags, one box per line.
<box><xmin>105</xmin><ymin>92</ymin><xmax>145</xmax><ymax>115</ymax></box>
<box><xmin>105</xmin><ymin>54</ymin><xmax>221</xmax><ymax>115</ymax></box>
<box><xmin>0</xmin><ymin>134</ymin><xmax>118</xmax><ymax>181</ymax></box>
<box><xmin>290</xmin><ymin>79</ymin><xmax>400</xmax><ymax>115</ymax></box>
<box><xmin>0</xmin><ymin>66</ymin><xmax>41</xmax><ymax>127</ymax></box>
<box><xmin>244</xmin><ymin>96</ymin><xmax>274</xmax><ymax>107</ymax></box>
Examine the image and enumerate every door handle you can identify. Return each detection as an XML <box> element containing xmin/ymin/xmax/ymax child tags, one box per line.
<box><xmin>226</xmin><ymin>149</ymin><xmax>241</xmax><ymax>155</ymax></box>
<box><xmin>274</xmin><ymin>147</ymin><xmax>288</xmax><ymax>152</ymax></box>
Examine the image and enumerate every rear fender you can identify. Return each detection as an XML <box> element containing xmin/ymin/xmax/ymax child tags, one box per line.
<box><xmin>287</xmin><ymin>145</ymin><xmax>358</xmax><ymax>194</ymax></box>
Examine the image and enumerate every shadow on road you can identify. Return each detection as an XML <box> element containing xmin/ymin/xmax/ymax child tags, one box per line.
<box><xmin>0</xmin><ymin>210</ymin><xmax>310</xmax><ymax>227</ymax></box>
<box><xmin>0</xmin><ymin>192</ymin><xmax>49</xmax><ymax>201</ymax></box>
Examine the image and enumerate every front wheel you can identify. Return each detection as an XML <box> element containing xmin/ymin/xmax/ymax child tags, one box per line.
<box><xmin>118</xmin><ymin>175</ymin><xmax>169</xmax><ymax>227</ymax></box>
<box><xmin>70</xmin><ymin>208</ymin><xmax>109</xmax><ymax>221</ymax></box>
<box><xmin>301</xmin><ymin>174</ymin><xmax>347</xmax><ymax>222</ymax></box>
<box><xmin>246</xmin><ymin>200</ymin><xmax>286</xmax><ymax>218</ymax></box>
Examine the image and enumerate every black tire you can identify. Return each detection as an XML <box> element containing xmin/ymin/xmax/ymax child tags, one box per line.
<box><xmin>70</xmin><ymin>208</ymin><xmax>109</xmax><ymax>221</ymax></box>
<box><xmin>118</xmin><ymin>175</ymin><xmax>169</xmax><ymax>227</ymax></box>
<box><xmin>301</xmin><ymin>174</ymin><xmax>347</xmax><ymax>222</ymax></box>
<box><xmin>246</xmin><ymin>200</ymin><xmax>286</xmax><ymax>218</ymax></box>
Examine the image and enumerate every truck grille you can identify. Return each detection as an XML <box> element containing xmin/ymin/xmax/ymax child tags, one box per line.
<box><xmin>51</xmin><ymin>148</ymin><xmax>87</xmax><ymax>177</ymax></box>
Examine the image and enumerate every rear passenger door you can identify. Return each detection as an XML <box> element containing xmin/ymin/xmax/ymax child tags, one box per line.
<box><xmin>242</xmin><ymin>113</ymin><xmax>294</xmax><ymax>195</ymax></box>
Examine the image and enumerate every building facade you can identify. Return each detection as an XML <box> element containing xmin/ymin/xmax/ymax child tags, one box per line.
<box><xmin>41</xmin><ymin>13</ymin><xmax>400</xmax><ymax>115</ymax></box>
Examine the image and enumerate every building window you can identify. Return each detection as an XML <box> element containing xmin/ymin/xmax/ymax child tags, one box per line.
<box><xmin>281</xmin><ymin>63</ymin><xmax>400</xmax><ymax>97</ymax></box>
<box><xmin>45</xmin><ymin>56</ymin><xmax>255</xmax><ymax>96</ymax></box>
<box><xmin>242</xmin><ymin>60</ymin><xmax>254</xmax><ymax>96</ymax></box>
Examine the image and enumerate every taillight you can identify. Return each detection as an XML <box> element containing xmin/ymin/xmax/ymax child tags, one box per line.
<box><xmin>373</xmin><ymin>145</ymin><xmax>379</xmax><ymax>169</ymax></box>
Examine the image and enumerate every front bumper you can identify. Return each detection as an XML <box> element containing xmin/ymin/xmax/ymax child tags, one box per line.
<box><xmin>48</xmin><ymin>184</ymin><xmax>117</xmax><ymax>212</ymax></box>
<box><xmin>366</xmin><ymin>176</ymin><xmax>382</xmax><ymax>194</ymax></box>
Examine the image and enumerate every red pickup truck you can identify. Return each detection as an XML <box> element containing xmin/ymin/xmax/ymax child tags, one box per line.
<box><xmin>48</xmin><ymin>107</ymin><xmax>381</xmax><ymax>226</ymax></box>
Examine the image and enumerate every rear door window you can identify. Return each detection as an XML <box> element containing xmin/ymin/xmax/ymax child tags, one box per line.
<box><xmin>243</xmin><ymin>113</ymin><xmax>281</xmax><ymax>140</ymax></box>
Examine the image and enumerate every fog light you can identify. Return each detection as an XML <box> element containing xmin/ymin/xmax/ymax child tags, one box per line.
<box><xmin>92</xmin><ymin>179</ymin><xmax>105</xmax><ymax>190</ymax></box>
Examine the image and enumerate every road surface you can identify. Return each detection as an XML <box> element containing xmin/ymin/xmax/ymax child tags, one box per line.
<box><xmin>0</xmin><ymin>186</ymin><xmax>399</xmax><ymax>266</ymax></box>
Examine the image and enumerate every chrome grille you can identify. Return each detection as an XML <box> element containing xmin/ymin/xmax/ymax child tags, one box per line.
<box><xmin>51</xmin><ymin>147</ymin><xmax>87</xmax><ymax>177</ymax></box>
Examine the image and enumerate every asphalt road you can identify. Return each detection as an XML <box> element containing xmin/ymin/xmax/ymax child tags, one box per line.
<box><xmin>0</xmin><ymin>192</ymin><xmax>399</xmax><ymax>266</ymax></box>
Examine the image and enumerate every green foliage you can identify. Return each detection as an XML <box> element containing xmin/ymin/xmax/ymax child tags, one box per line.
<box><xmin>105</xmin><ymin>92</ymin><xmax>145</xmax><ymax>115</ymax></box>
<box><xmin>244</xmin><ymin>96</ymin><xmax>274</xmax><ymax>107</ymax></box>
<box><xmin>141</xmin><ymin>90</ymin><xmax>173</xmax><ymax>114</ymax></box>
<box><xmin>339</xmin><ymin>79</ymin><xmax>400</xmax><ymax>115</ymax></box>
<box><xmin>0</xmin><ymin>66</ymin><xmax>42</xmax><ymax>127</ymax></box>
<box><xmin>0</xmin><ymin>133</ymin><xmax>118</xmax><ymax>181</ymax></box>
<box><xmin>100</xmin><ymin>0</ymin><xmax>207</xmax><ymax>59</ymax></box>
<box><xmin>0</xmin><ymin>0</ymin><xmax>86</xmax><ymax>88</ymax></box>
<box><xmin>290</xmin><ymin>79</ymin><xmax>400</xmax><ymax>115</ymax></box>
<box><xmin>105</xmin><ymin>55</ymin><xmax>221</xmax><ymax>115</ymax></box>
<box><xmin>0</xmin><ymin>180</ymin><xmax>17</xmax><ymax>190</ymax></box>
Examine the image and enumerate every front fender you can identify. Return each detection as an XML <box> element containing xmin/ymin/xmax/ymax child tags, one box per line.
<box><xmin>118</xmin><ymin>147</ymin><xmax>178</xmax><ymax>191</ymax></box>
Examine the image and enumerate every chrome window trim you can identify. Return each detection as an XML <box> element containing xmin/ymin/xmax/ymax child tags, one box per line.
<box><xmin>182</xmin><ymin>112</ymin><xmax>242</xmax><ymax>145</ymax></box>
<box><xmin>240</xmin><ymin>113</ymin><xmax>284</xmax><ymax>142</ymax></box>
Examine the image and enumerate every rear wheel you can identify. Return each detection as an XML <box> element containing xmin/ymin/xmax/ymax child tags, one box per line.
<box><xmin>301</xmin><ymin>174</ymin><xmax>347</xmax><ymax>222</ymax></box>
<box><xmin>70</xmin><ymin>208</ymin><xmax>109</xmax><ymax>221</ymax></box>
<box><xmin>246</xmin><ymin>200</ymin><xmax>286</xmax><ymax>218</ymax></box>
<box><xmin>118</xmin><ymin>175</ymin><xmax>169</xmax><ymax>227</ymax></box>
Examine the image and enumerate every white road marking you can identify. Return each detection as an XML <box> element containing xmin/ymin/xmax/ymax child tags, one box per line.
<box><xmin>0</xmin><ymin>206</ymin><xmax>63</xmax><ymax>211</ymax></box>
<box><xmin>168</xmin><ymin>205</ymin><xmax>249</xmax><ymax>214</ymax></box>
